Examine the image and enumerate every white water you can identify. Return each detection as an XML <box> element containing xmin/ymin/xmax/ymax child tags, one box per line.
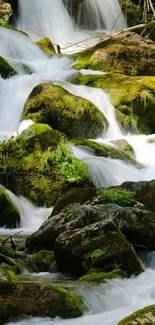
<box><xmin>0</xmin><ymin>186</ymin><xmax>53</xmax><ymax>235</ymax></box>
<box><xmin>77</xmin><ymin>0</ymin><xmax>127</xmax><ymax>32</ymax></box>
<box><xmin>1</xmin><ymin>2</ymin><xmax>155</xmax><ymax>325</ymax></box>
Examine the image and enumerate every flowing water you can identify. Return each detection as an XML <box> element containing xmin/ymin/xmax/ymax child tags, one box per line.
<box><xmin>0</xmin><ymin>1</ymin><xmax>155</xmax><ymax>324</ymax></box>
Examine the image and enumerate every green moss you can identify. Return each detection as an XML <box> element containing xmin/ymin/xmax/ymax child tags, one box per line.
<box><xmin>36</xmin><ymin>37</ymin><xmax>55</xmax><ymax>54</ymax></box>
<box><xmin>72</xmin><ymin>139</ymin><xmax>139</xmax><ymax>166</ymax></box>
<box><xmin>27</xmin><ymin>250</ymin><xmax>55</xmax><ymax>272</ymax></box>
<box><xmin>118</xmin><ymin>305</ymin><xmax>155</xmax><ymax>325</ymax></box>
<box><xmin>73</xmin><ymin>73</ymin><xmax>155</xmax><ymax>134</ymax></box>
<box><xmin>0</xmin><ymin>189</ymin><xmax>20</xmax><ymax>228</ymax></box>
<box><xmin>0</xmin><ymin>265</ymin><xmax>17</xmax><ymax>282</ymax></box>
<box><xmin>0</xmin><ymin>253</ymin><xmax>16</xmax><ymax>267</ymax></box>
<box><xmin>0</xmin><ymin>56</ymin><xmax>17</xmax><ymax>79</ymax></box>
<box><xmin>24</xmin><ymin>83</ymin><xmax>107</xmax><ymax>139</ymax></box>
<box><xmin>98</xmin><ymin>188</ymin><xmax>135</xmax><ymax>207</ymax></box>
<box><xmin>0</xmin><ymin>246</ymin><xmax>15</xmax><ymax>258</ymax></box>
<box><xmin>80</xmin><ymin>268</ymin><xmax>126</xmax><ymax>282</ymax></box>
<box><xmin>73</xmin><ymin>33</ymin><xmax>155</xmax><ymax>76</ymax></box>
<box><xmin>0</xmin><ymin>124</ymin><xmax>91</xmax><ymax>206</ymax></box>
<box><xmin>0</xmin><ymin>282</ymin><xmax>84</xmax><ymax>322</ymax></box>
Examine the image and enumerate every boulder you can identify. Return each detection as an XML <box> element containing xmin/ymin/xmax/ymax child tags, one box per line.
<box><xmin>0</xmin><ymin>281</ymin><xmax>83</xmax><ymax>322</ymax></box>
<box><xmin>54</xmin><ymin>220</ymin><xmax>143</xmax><ymax>276</ymax></box>
<box><xmin>36</xmin><ymin>37</ymin><xmax>55</xmax><ymax>55</ymax></box>
<box><xmin>74</xmin><ymin>32</ymin><xmax>155</xmax><ymax>76</ymax></box>
<box><xmin>26</xmin><ymin>203</ymin><xmax>155</xmax><ymax>253</ymax></box>
<box><xmin>122</xmin><ymin>180</ymin><xmax>155</xmax><ymax>213</ymax></box>
<box><xmin>79</xmin><ymin>268</ymin><xmax>126</xmax><ymax>283</ymax></box>
<box><xmin>118</xmin><ymin>305</ymin><xmax>155</xmax><ymax>325</ymax></box>
<box><xmin>27</xmin><ymin>250</ymin><xmax>55</xmax><ymax>272</ymax></box>
<box><xmin>0</xmin><ymin>56</ymin><xmax>17</xmax><ymax>79</ymax></box>
<box><xmin>73</xmin><ymin>73</ymin><xmax>155</xmax><ymax>134</ymax></box>
<box><xmin>0</xmin><ymin>123</ymin><xmax>92</xmax><ymax>206</ymax></box>
<box><xmin>24</xmin><ymin>83</ymin><xmax>107</xmax><ymax>139</ymax></box>
<box><xmin>0</xmin><ymin>1</ymin><xmax>12</xmax><ymax>22</ymax></box>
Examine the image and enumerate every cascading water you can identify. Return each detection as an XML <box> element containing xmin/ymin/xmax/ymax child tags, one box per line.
<box><xmin>1</xmin><ymin>2</ymin><xmax>155</xmax><ymax>325</ymax></box>
<box><xmin>76</xmin><ymin>0</ymin><xmax>127</xmax><ymax>32</ymax></box>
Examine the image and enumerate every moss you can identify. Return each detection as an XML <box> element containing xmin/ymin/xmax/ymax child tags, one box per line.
<box><xmin>0</xmin><ymin>56</ymin><xmax>17</xmax><ymax>79</ymax></box>
<box><xmin>0</xmin><ymin>246</ymin><xmax>15</xmax><ymax>258</ymax></box>
<box><xmin>118</xmin><ymin>305</ymin><xmax>155</xmax><ymax>325</ymax></box>
<box><xmin>73</xmin><ymin>73</ymin><xmax>155</xmax><ymax>134</ymax></box>
<box><xmin>0</xmin><ymin>124</ymin><xmax>91</xmax><ymax>206</ymax></box>
<box><xmin>73</xmin><ymin>32</ymin><xmax>155</xmax><ymax>76</ymax></box>
<box><xmin>0</xmin><ymin>189</ymin><xmax>20</xmax><ymax>228</ymax></box>
<box><xmin>27</xmin><ymin>250</ymin><xmax>55</xmax><ymax>272</ymax></box>
<box><xmin>0</xmin><ymin>265</ymin><xmax>17</xmax><ymax>282</ymax></box>
<box><xmin>0</xmin><ymin>253</ymin><xmax>16</xmax><ymax>267</ymax></box>
<box><xmin>0</xmin><ymin>282</ymin><xmax>84</xmax><ymax>322</ymax></box>
<box><xmin>36</xmin><ymin>37</ymin><xmax>55</xmax><ymax>55</ymax></box>
<box><xmin>72</xmin><ymin>139</ymin><xmax>140</xmax><ymax>166</ymax></box>
<box><xmin>79</xmin><ymin>268</ymin><xmax>126</xmax><ymax>282</ymax></box>
<box><xmin>24</xmin><ymin>83</ymin><xmax>107</xmax><ymax>139</ymax></box>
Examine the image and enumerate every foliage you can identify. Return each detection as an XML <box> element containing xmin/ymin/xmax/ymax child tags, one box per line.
<box><xmin>52</xmin><ymin>143</ymin><xmax>88</xmax><ymax>183</ymax></box>
<box><xmin>98</xmin><ymin>188</ymin><xmax>135</xmax><ymax>207</ymax></box>
<box><xmin>0</xmin><ymin>19</ymin><xmax>10</xmax><ymax>28</ymax></box>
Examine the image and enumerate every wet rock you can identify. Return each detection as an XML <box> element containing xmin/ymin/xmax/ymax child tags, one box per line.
<box><xmin>36</xmin><ymin>37</ymin><xmax>55</xmax><ymax>55</ymax></box>
<box><xmin>0</xmin><ymin>1</ymin><xmax>13</xmax><ymax>22</ymax></box>
<box><xmin>0</xmin><ymin>281</ymin><xmax>84</xmax><ymax>322</ymax></box>
<box><xmin>74</xmin><ymin>32</ymin><xmax>155</xmax><ymax>76</ymax></box>
<box><xmin>0</xmin><ymin>56</ymin><xmax>17</xmax><ymax>79</ymax></box>
<box><xmin>54</xmin><ymin>220</ymin><xmax>143</xmax><ymax>276</ymax></box>
<box><xmin>27</xmin><ymin>250</ymin><xmax>55</xmax><ymax>272</ymax></box>
<box><xmin>122</xmin><ymin>180</ymin><xmax>155</xmax><ymax>213</ymax></box>
<box><xmin>0</xmin><ymin>188</ymin><xmax>20</xmax><ymax>228</ymax></box>
<box><xmin>26</xmin><ymin>203</ymin><xmax>155</xmax><ymax>253</ymax></box>
<box><xmin>118</xmin><ymin>305</ymin><xmax>155</xmax><ymax>325</ymax></box>
<box><xmin>24</xmin><ymin>83</ymin><xmax>107</xmax><ymax>139</ymax></box>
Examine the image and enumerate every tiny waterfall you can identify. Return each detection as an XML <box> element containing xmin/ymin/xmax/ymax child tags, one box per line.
<box><xmin>77</xmin><ymin>0</ymin><xmax>127</xmax><ymax>32</ymax></box>
<box><xmin>0</xmin><ymin>187</ymin><xmax>53</xmax><ymax>235</ymax></box>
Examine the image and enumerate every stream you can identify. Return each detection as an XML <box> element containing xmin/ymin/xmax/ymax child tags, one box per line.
<box><xmin>1</xmin><ymin>0</ymin><xmax>155</xmax><ymax>324</ymax></box>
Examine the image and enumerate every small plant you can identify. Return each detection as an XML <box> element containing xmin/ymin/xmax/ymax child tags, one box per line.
<box><xmin>53</xmin><ymin>143</ymin><xmax>88</xmax><ymax>183</ymax></box>
<box><xmin>98</xmin><ymin>188</ymin><xmax>135</xmax><ymax>207</ymax></box>
<box><xmin>0</xmin><ymin>19</ymin><xmax>10</xmax><ymax>28</ymax></box>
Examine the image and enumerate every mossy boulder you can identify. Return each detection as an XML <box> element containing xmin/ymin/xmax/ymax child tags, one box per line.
<box><xmin>54</xmin><ymin>220</ymin><xmax>143</xmax><ymax>276</ymax></box>
<box><xmin>27</xmin><ymin>250</ymin><xmax>55</xmax><ymax>272</ymax></box>
<box><xmin>79</xmin><ymin>268</ymin><xmax>126</xmax><ymax>282</ymax></box>
<box><xmin>122</xmin><ymin>180</ymin><xmax>155</xmax><ymax>213</ymax></box>
<box><xmin>73</xmin><ymin>73</ymin><xmax>155</xmax><ymax>134</ymax></box>
<box><xmin>0</xmin><ymin>281</ymin><xmax>83</xmax><ymax>323</ymax></box>
<box><xmin>72</xmin><ymin>139</ymin><xmax>139</xmax><ymax>165</ymax></box>
<box><xmin>24</xmin><ymin>83</ymin><xmax>107</xmax><ymax>139</ymax></box>
<box><xmin>36</xmin><ymin>37</ymin><xmax>55</xmax><ymax>55</ymax></box>
<box><xmin>0</xmin><ymin>56</ymin><xmax>17</xmax><ymax>79</ymax></box>
<box><xmin>74</xmin><ymin>32</ymin><xmax>155</xmax><ymax>76</ymax></box>
<box><xmin>0</xmin><ymin>188</ymin><xmax>20</xmax><ymax>228</ymax></box>
<box><xmin>118</xmin><ymin>305</ymin><xmax>155</xmax><ymax>325</ymax></box>
<box><xmin>0</xmin><ymin>265</ymin><xmax>17</xmax><ymax>282</ymax></box>
<box><xmin>52</xmin><ymin>186</ymin><xmax>96</xmax><ymax>216</ymax></box>
<box><xmin>0</xmin><ymin>1</ymin><xmax>13</xmax><ymax>22</ymax></box>
<box><xmin>0</xmin><ymin>123</ymin><xmax>92</xmax><ymax>206</ymax></box>
<box><xmin>26</xmin><ymin>203</ymin><xmax>155</xmax><ymax>254</ymax></box>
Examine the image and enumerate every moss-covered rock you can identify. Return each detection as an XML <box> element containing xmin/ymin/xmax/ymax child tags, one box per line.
<box><xmin>118</xmin><ymin>305</ymin><xmax>155</xmax><ymax>325</ymax></box>
<box><xmin>73</xmin><ymin>73</ymin><xmax>155</xmax><ymax>134</ymax></box>
<box><xmin>0</xmin><ymin>188</ymin><xmax>20</xmax><ymax>228</ymax></box>
<box><xmin>79</xmin><ymin>268</ymin><xmax>126</xmax><ymax>282</ymax></box>
<box><xmin>0</xmin><ymin>1</ymin><xmax>12</xmax><ymax>22</ymax></box>
<box><xmin>26</xmin><ymin>203</ymin><xmax>155</xmax><ymax>254</ymax></box>
<box><xmin>74</xmin><ymin>32</ymin><xmax>155</xmax><ymax>76</ymax></box>
<box><xmin>54</xmin><ymin>220</ymin><xmax>143</xmax><ymax>276</ymax></box>
<box><xmin>36</xmin><ymin>37</ymin><xmax>55</xmax><ymax>54</ymax></box>
<box><xmin>24</xmin><ymin>83</ymin><xmax>107</xmax><ymax>139</ymax></box>
<box><xmin>52</xmin><ymin>186</ymin><xmax>96</xmax><ymax>216</ymax></box>
<box><xmin>122</xmin><ymin>180</ymin><xmax>155</xmax><ymax>213</ymax></box>
<box><xmin>0</xmin><ymin>123</ymin><xmax>92</xmax><ymax>206</ymax></box>
<box><xmin>72</xmin><ymin>139</ymin><xmax>139</xmax><ymax>165</ymax></box>
<box><xmin>0</xmin><ymin>281</ymin><xmax>84</xmax><ymax>323</ymax></box>
<box><xmin>0</xmin><ymin>265</ymin><xmax>17</xmax><ymax>282</ymax></box>
<box><xmin>0</xmin><ymin>253</ymin><xmax>16</xmax><ymax>267</ymax></box>
<box><xmin>0</xmin><ymin>56</ymin><xmax>17</xmax><ymax>79</ymax></box>
<box><xmin>27</xmin><ymin>250</ymin><xmax>55</xmax><ymax>272</ymax></box>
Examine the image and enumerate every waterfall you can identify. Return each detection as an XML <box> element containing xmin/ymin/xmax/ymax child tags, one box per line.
<box><xmin>77</xmin><ymin>0</ymin><xmax>127</xmax><ymax>32</ymax></box>
<box><xmin>0</xmin><ymin>187</ymin><xmax>53</xmax><ymax>235</ymax></box>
